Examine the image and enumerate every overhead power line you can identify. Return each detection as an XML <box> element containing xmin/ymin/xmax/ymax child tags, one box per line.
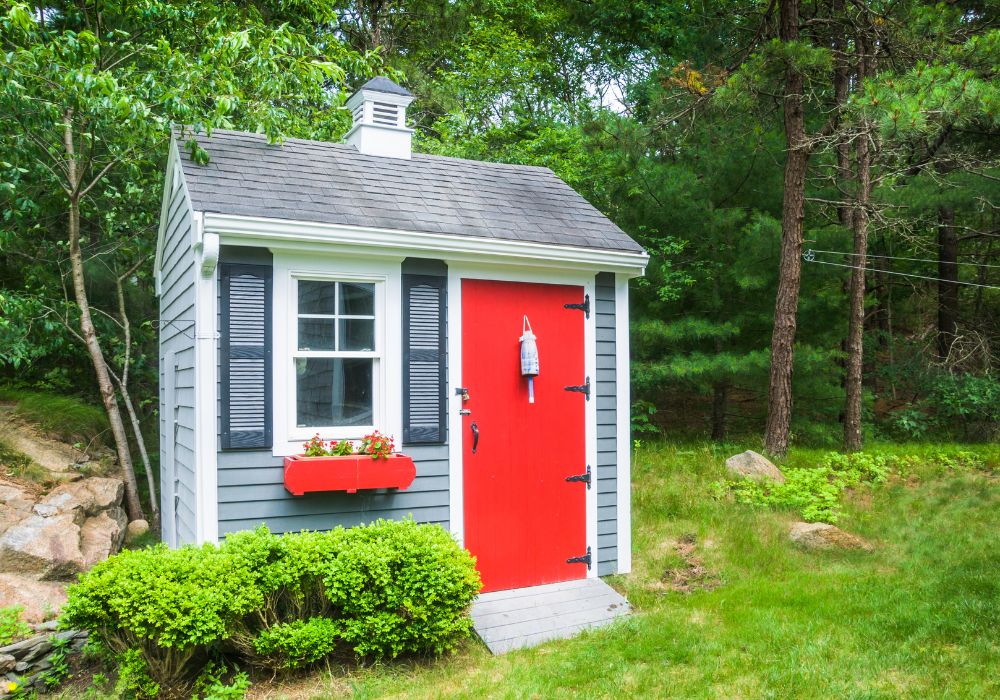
<box><xmin>802</xmin><ymin>251</ymin><xmax>1000</xmax><ymax>290</ymax></box>
<box><xmin>808</xmin><ymin>248</ymin><xmax>1000</xmax><ymax>269</ymax></box>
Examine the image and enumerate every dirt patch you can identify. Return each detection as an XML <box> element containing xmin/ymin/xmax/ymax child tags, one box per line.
<box><xmin>658</xmin><ymin>534</ymin><xmax>722</xmax><ymax>594</ymax></box>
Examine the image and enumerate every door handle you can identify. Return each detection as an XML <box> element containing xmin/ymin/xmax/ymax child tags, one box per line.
<box><xmin>471</xmin><ymin>422</ymin><xmax>479</xmax><ymax>454</ymax></box>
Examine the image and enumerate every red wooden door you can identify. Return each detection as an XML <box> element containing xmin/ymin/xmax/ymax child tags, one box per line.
<box><xmin>461</xmin><ymin>279</ymin><xmax>588</xmax><ymax>592</ymax></box>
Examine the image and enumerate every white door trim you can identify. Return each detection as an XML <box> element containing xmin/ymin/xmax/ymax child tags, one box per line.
<box><xmin>446</xmin><ymin>264</ymin><xmax>598</xmax><ymax>581</ymax></box>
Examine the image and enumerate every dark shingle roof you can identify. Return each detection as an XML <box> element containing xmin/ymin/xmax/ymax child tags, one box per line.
<box><xmin>176</xmin><ymin>129</ymin><xmax>644</xmax><ymax>254</ymax></box>
<box><xmin>357</xmin><ymin>77</ymin><xmax>412</xmax><ymax>97</ymax></box>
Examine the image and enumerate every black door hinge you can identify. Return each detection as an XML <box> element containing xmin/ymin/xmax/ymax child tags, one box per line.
<box><xmin>564</xmin><ymin>376</ymin><xmax>590</xmax><ymax>400</ymax></box>
<box><xmin>564</xmin><ymin>294</ymin><xmax>590</xmax><ymax>319</ymax></box>
<box><xmin>565</xmin><ymin>464</ymin><xmax>592</xmax><ymax>489</ymax></box>
<box><xmin>567</xmin><ymin>546</ymin><xmax>592</xmax><ymax>570</ymax></box>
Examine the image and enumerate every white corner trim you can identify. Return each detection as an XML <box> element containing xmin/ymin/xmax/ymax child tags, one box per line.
<box><xmin>154</xmin><ymin>140</ymin><xmax>199</xmax><ymax>296</ymax></box>
<box><xmin>614</xmin><ymin>274</ymin><xmax>632</xmax><ymax>574</ymax></box>
<box><xmin>205</xmin><ymin>213</ymin><xmax>648</xmax><ymax>276</ymax></box>
<box><xmin>194</xmin><ymin>246</ymin><xmax>219</xmax><ymax>544</ymax></box>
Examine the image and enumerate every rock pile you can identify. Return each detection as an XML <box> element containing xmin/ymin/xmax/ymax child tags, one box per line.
<box><xmin>0</xmin><ymin>477</ymin><xmax>127</xmax><ymax>621</ymax></box>
<box><xmin>0</xmin><ymin>624</ymin><xmax>88</xmax><ymax>694</ymax></box>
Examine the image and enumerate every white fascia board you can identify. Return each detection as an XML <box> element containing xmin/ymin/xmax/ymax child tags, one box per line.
<box><xmin>204</xmin><ymin>213</ymin><xmax>648</xmax><ymax>277</ymax></box>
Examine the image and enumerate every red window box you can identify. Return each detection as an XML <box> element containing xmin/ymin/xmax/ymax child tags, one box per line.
<box><xmin>283</xmin><ymin>453</ymin><xmax>417</xmax><ymax>496</ymax></box>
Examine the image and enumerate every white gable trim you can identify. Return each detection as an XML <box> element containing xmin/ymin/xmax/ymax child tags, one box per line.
<box><xmin>203</xmin><ymin>213</ymin><xmax>648</xmax><ymax>277</ymax></box>
<box><xmin>154</xmin><ymin>138</ymin><xmax>198</xmax><ymax>296</ymax></box>
<box><xmin>152</xmin><ymin>141</ymin><xmax>176</xmax><ymax>297</ymax></box>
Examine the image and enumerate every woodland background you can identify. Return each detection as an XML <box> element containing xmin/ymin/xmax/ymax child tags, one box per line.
<box><xmin>1</xmin><ymin>1</ymin><xmax>997</xmax><ymax>523</ymax></box>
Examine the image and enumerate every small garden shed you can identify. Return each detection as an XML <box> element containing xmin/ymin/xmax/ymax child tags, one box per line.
<box><xmin>155</xmin><ymin>77</ymin><xmax>647</xmax><ymax>593</ymax></box>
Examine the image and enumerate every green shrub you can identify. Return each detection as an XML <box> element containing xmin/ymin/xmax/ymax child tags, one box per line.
<box><xmin>0</xmin><ymin>605</ymin><xmax>30</xmax><ymax>645</ymax></box>
<box><xmin>62</xmin><ymin>520</ymin><xmax>480</xmax><ymax>697</ymax></box>
<box><xmin>252</xmin><ymin>618</ymin><xmax>340</xmax><ymax>669</ymax></box>
<box><xmin>322</xmin><ymin>519</ymin><xmax>482</xmax><ymax>658</ymax></box>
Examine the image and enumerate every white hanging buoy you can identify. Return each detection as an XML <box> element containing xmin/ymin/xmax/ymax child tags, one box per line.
<box><xmin>520</xmin><ymin>315</ymin><xmax>539</xmax><ymax>404</ymax></box>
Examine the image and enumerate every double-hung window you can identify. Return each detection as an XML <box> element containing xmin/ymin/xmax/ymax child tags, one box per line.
<box><xmin>293</xmin><ymin>278</ymin><xmax>380</xmax><ymax>434</ymax></box>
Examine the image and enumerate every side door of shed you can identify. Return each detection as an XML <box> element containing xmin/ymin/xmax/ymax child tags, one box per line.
<box><xmin>460</xmin><ymin>279</ymin><xmax>589</xmax><ymax>592</ymax></box>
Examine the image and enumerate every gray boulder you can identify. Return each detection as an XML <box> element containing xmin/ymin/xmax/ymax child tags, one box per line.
<box><xmin>789</xmin><ymin>522</ymin><xmax>873</xmax><ymax>552</ymax></box>
<box><xmin>80</xmin><ymin>509</ymin><xmax>127</xmax><ymax>568</ymax></box>
<box><xmin>37</xmin><ymin>477</ymin><xmax>123</xmax><ymax>517</ymax></box>
<box><xmin>725</xmin><ymin>450</ymin><xmax>785</xmax><ymax>484</ymax></box>
<box><xmin>0</xmin><ymin>513</ymin><xmax>85</xmax><ymax>579</ymax></box>
<box><xmin>124</xmin><ymin>518</ymin><xmax>150</xmax><ymax>544</ymax></box>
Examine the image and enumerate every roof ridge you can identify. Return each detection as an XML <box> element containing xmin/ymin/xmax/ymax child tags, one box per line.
<box><xmin>176</xmin><ymin>128</ymin><xmax>554</xmax><ymax>174</ymax></box>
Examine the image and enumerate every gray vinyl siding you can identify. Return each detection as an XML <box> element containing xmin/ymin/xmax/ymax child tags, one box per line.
<box><xmin>595</xmin><ymin>273</ymin><xmax>618</xmax><ymax>575</ymax></box>
<box><xmin>216</xmin><ymin>444</ymin><xmax>449</xmax><ymax>536</ymax></box>
<box><xmin>158</xmin><ymin>172</ymin><xmax>198</xmax><ymax>545</ymax></box>
<box><xmin>214</xmin><ymin>254</ymin><xmax>450</xmax><ymax>538</ymax></box>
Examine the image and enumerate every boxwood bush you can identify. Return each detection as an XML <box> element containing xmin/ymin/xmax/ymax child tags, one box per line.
<box><xmin>61</xmin><ymin>520</ymin><xmax>481</xmax><ymax>698</ymax></box>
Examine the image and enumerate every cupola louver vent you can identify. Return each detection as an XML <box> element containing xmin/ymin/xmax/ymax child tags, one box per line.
<box><xmin>372</xmin><ymin>102</ymin><xmax>399</xmax><ymax>126</ymax></box>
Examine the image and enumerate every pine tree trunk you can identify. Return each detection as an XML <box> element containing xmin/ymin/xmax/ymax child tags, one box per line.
<box><xmin>937</xmin><ymin>207</ymin><xmax>959</xmax><ymax>360</ymax></box>
<box><xmin>63</xmin><ymin>116</ymin><xmax>144</xmax><ymax>521</ymax></box>
<box><xmin>844</xmin><ymin>128</ymin><xmax>871</xmax><ymax>452</ymax></box>
<box><xmin>832</xmin><ymin>0</ymin><xmax>852</xmax><ymax>229</ymax></box>
<box><xmin>764</xmin><ymin>0</ymin><xmax>807</xmax><ymax>458</ymax></box>
<box><xmin>844</xmin><ymin>41</ymin><xmax>873</xmax><ymax>453</ymax></box>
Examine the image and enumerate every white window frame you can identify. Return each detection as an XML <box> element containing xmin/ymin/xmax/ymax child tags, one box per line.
<box><xmin>272</xmin><ymin>252</ymin><xmax>403</xmax><ymax>457</ymax></box>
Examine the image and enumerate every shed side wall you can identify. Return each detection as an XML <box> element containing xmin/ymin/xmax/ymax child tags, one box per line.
<box><xmin>595</xmin><ymin>272</ymin><xmax>618</xmax><ymax>575</ymax></box>
<box><xmin>159</xmin><ymin>173</ymin><xmax>198</xmax><ymax>545</ymax></box>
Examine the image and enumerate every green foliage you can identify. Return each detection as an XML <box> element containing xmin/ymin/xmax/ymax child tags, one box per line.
<box><xmin>631</xmin><ymin>400</ymin><xmax>660</xmax><ymax>436</ymax></box>
<box><xmin>320</xmin><ymin>519</ymin><xmax>482</xmax><ymax>658</ymax></box>
<box><xmin>62</xmin><ymin>521</ymin><xmax>480</xmax><ymax>695</ymax></box>
<box><xmin>252</xmin><ymin>618</ymin><xmax>340</xmax><ymax>669</ymax></box>
<box><xmin>191</xmin><ymin>662</ymin><xmax>250</xmax><ymax>700</ymax></box>
<box><xmin>38</xmin><ymin>634</ymin><xmax>72</xmax><ymax>690</ymax></box>
<box><xmin>927</xmin><ymin>373</ymin><xmax>1000</xmax><ymax>439</ymax></box>
<box><xmin>114</xmin><ymin>647</ymin><xmax>159</xmax><ymax>700</ymax></box>
<box><xmin>0</xmin><ymin>605</ymin><xmax>29</xmax><ymax>645</ymax></box>
<box><xmin>720</xmin><ymin>451</ymin><xmax>898</xmax><ymax>523</ymax></box>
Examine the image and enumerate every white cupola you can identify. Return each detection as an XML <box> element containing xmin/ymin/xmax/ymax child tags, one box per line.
<box><xmin>343</xmin><ymin>77</ymin><xmax>415</xmax><ymax>160</ymax></box>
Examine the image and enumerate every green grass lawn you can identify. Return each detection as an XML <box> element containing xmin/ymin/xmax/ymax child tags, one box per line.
<box><xmin>271</xmin><ymin>441</ymin><xmax>1000</xmax><ymax>700</ymax></box>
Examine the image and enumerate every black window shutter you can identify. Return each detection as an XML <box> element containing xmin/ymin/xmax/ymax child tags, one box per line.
<box><xmin>220</xmin><ymin>263</ymin><xmax>272</xmax><ymax>450</ymax></box>
<box><xmin>403</xmin><ymin>274</ymin><xmax>446</xmax><ymax>444</ymax></box>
